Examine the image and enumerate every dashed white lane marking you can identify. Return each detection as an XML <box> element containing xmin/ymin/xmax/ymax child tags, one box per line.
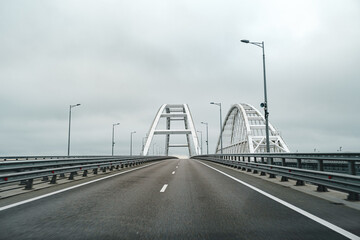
<box><xmin>197</xmin><ymin>160</ymin><xmax>360</xmax><ymax>240</ymax></box>
<box><xmin>160</xmin><ymin>184</ymin><xmax>168</xmax><ymax>193</ymax></box>
<box><xmin>0</xmin><ymin>162</ymin><xmax>161</xmax><ymax>212</ymax></box>
<box><xmin>172</xmin><ymin>171</ymin><xmax>175</xmax><ymax>174</ymax></box>
<box><xmin>176</xmin><ymin>166</ymin><xmax>178</xmax><ymax>169</ymax></box>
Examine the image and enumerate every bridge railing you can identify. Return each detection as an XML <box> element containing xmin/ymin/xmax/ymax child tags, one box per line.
<box><xmin>0</xmin><ymin>156</ymin><xmax>106</xmax><ymax>161</ymax></box>
<box><xmin>191</xmin><ymin>153</ymin><xmax>360</xmax><ymax>201</ymax></box>
<box><xmin>0</xmin><ymin>156</ymin><xmax>175</xmax><ymax>191</ymax></box>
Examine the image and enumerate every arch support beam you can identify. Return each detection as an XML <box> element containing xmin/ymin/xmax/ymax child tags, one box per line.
<box><xmin>143</xmin><ymin>104</ymin><xmax>200</xmax><ymax>156</ymax></box>
<box><xmin>216</xmin><ymin>103</ymin><xmax>290</xmax><ymax>154</ymax></box>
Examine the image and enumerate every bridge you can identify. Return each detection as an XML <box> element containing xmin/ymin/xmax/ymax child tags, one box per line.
<box><xmin>0</xmin><ymin>104</ymin><xmax>359</xmax><ymax>240</ymax></box>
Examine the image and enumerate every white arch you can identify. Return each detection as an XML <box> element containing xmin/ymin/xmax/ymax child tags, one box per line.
<box><xmin>143</xmin><ymin>104</ymin><xmax>200</xmax><ymax>156</ymax></box>
<box><xmin>215</xmin><ymin>103</ymin><xmax>290</xmax><ymax>154</ymax></box>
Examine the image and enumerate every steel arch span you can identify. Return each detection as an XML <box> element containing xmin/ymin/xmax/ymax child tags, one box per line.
<box><xmin>143</xmin><ymin>104</ymin><xmax>201</xmax><ymax>156</ymax></box>
<box><xmin>216</xmin><ymin>103</ymin><xmax>290</xmax><ymax>154</ymax></box>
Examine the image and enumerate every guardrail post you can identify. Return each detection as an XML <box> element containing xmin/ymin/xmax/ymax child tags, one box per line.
<box><xmin>69</xmin><ymin>172</ymin><xmax>75</xmax><ymax>180</ymax></box>
<box><xmin>281</xmin><ymin>158</ymin><xmax>286</xmax><ymax>166</ymax></box>
<box><xmin>295</xmin><ymin>180</ymin><xmax>305</xmax><ymax>186</ymax></box>
<box><xmin>347</xmin><ymin>192</ymin><xmax>360</xmax><ymax>201</ymax></box>
<box><xmin>24</xmin><ymin>179</ymin><xmax>33</xmax><ymax>190</ymax></box>
<box><xmin>348</xmin><ymin>161</ymin><xmax>356</xmax><ymax>175</ymax></box>
<box><xmin>267</xmin><ymin>156</ymin><xmax>275</xmax><ymax>178</ymax></box>
<box><xmin>93</xmin><ymin>168</ymin><xmax>98</xmax><ymax>174</ymax></box>
<box><xmin>318</xmin><ymin>159</ymin><xmax>324</xmax><ymax>171</ymax></box>
<box><xmin>297</xmin><ymin>158</ymin><xmax>302</xmax><ymax>168</ymax></box>
<box><xmin>280</xmin><ymin>176</ymin><xmax>288</xmax><ymax>182</ymax></box>
<box><xmin>295</xmin><ymin>158</ymin><xmax>305</xmax><ymax>185</ymax></box>
<box><xmin>317</xmin><ymin>185</ymin><xmax>328</xmax><ymax>192</ymax></box>
<box><xmin>82</xmin><ymin>170</ymin><xmax>88</xmax><ymax>177</ymax></box>
<box><xmin>50</xmin><ymin>175</ymin><xmax>57</xmax><ymax>184</ymax></box>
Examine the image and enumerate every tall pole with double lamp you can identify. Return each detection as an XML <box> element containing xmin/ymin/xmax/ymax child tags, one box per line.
<box><xmin>67</xmin><ymin>103</ymin><xmax>81</xmax><ymax>156</ymax></box>
<box><xmin>210</xmin><ymin>102</ymin><xmax>223</xmax><ymax>154</ymax></box>
<box><xmin>241</xmin><ymin>39</ymin><xmax>270</xmax><ymax>152</ymax></box>
<box><xmin>201</xmin><ymin>122</ymin><xmax>209</xmax><ymax>155</ymax></box>
<box><xmin>130</xmin><ymin>131</ymin><xmax>136</xmax><ymax>156</ymax></box>
<box><xmin>112</xmin><ymin>123</ymin><xmax>120</xmax><ymax>156</ymax></box>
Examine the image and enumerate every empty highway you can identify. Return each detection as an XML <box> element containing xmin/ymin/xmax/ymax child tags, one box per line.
<box><xmin>0</xmin><ymin>158</ymin><xmax>359</xmax><ymax>240</ymax></box>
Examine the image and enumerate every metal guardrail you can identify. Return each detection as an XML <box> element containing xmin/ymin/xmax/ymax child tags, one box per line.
<box><xmin>191</xmin><ymin>153</ymin><xmax>360</xmax><ymax>201</ymax></box>
<box><xmin>0</xmin><ymin>156</ymin><xmax>176</xmax><ymax>191</ymax></box>
<box><xmin>0</xmin><ymin>155</ymin><xmax>106</xmax><ymax>161</ymax></box>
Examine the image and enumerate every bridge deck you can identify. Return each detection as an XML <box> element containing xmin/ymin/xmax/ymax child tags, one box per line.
<box><xmin>0</xmin><ymin>159</ymin><xmax>359</xmax><ymax>239</ymax></box>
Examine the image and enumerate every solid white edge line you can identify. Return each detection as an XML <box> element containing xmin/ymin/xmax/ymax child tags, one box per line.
<box><xmin>0</xmin><ymin>161</ymin><xmax>161</xmax><ymax>212</ymax></box>
<box><xmin>160</xmin><ymin>184</ymin><xmax>168</xmax><ymax>192</ymax></box>
<box><xmin>196</xmin><ymin>160</ymin><xmax>360</xmax><ymax>240</ymax></box>
<box><xmin>172</xmin><ymin>171</ymin><xmax>175</xmax><ymax>174</ymax></box>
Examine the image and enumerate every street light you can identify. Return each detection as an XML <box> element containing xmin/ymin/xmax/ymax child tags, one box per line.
<box><xmin>241</xmin><ymin>39</ymin><xmax>270</xmax><ymax>152</ymax></box>
<box><xmin>67</xmin><ymin>103</ymin><xmax>81</xmax><ymax>156</ymax></box>
<box><xmin>152</xmin><ymin>143</ymin><xmax>157</xmax><ymax>155</ymax></box>
<box><xmin>142</xmin><ymin>136</ymin><xmax>147</xmax><ymax>155</ymax></box>
<box><xmin>112</xmin><ymin>123</ymin><xmax>120</xmax><ymax>156</ymax></box>
<box><xmin>130</xmin><ymin>131</ymin><xmax>136</xmax><ymax>156</ymax></box>
<box><xmin>197</xmin><ymin>130</ymin><xmax>203</xmax><ymax>155</ymax></box>
<box><xmin>210</xmin><ymin>102</ymin><xmax>223</xmax><ymax>154</ymax></box>
<box><xmin>201</xmin><ymin>122</ymin><xmax>209</xmax><ymax>155</ymax></box>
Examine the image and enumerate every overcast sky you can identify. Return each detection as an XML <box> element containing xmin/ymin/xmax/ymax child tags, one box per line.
<box><xmin>0</xmin><ymin>0</ymin><xmax>359</xmax><ymax>156</ymax></box>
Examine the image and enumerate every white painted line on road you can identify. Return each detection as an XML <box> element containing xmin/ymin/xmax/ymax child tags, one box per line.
<box><xmin>160</xmin><ymin>184</ymin><xmax>168</xmax><ymax>192</ymax></box>
<box><xmin>197</xmin><ymin>160</ymin><xmax>360</xmax><ymax>240</ymax></box>
<box><xmin>176</xmin><ymin>166</ymin><xmax>178</xmax><ymax>169</ymax></box>
<box><xmin>0</xmin><ymin>162</ymin><xmax>161</xmax><ymax>212</ymax></box>
<box><xmin>172</xmin><ymin>171</ymin><xmax>175</xmax><ymax>174</ymax></box>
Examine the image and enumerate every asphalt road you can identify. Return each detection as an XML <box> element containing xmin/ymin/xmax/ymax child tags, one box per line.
<box><xmin>0</xmin><ymin>158</ymin><xmax>359</xmax><ymax>240</ymax></box>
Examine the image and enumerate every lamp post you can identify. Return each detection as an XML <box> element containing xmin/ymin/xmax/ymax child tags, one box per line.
<box><xmin>241</xmin><ymin>39</ymin><xmax>270</xmax><ymax>152</ymax></box>
<box><xmin>201</xmin><ymin>122</ymin><xmax>209</xmax><ymax>155</ymax></box>
<box><xmin>197</xmin><ymin>130</ymin><xmax>203</xmax><ymax>155</ymax></box>
<box><xmin>152</xmin><ymin>143</ymin><xmax>157</xmax><ymax>155</ymax></box>
<box><xmin>130</xmin><ymin>131</ymin><xmax>136</xmax><ymax>156</ymax></box>
<box><xmin>67</xmin><ymin>103</ymin><xmax>81</xmax><ymax>156</ymax></box>
<box><xmin>142</xmin><ymin>136</ymin><xmax>147</xmax><ymax>155</ymax></box>
<box><xmin>112</xmin><ymin>123</ymin><xmax>120</xmax><ymax>156</ymax></box>
<box><xmin>210</xmin><ymin>102</ymin><xmax>223</xmax><ymax>154</ymax></box>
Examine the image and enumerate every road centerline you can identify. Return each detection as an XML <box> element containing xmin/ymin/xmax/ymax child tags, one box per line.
<box><xmin>196</xmin><ymin>160</ymin><xmax>360</xmax><ymax>240</ymax></box>
<box><xmin>160</xmin><ymin>184</ymin><xmax>168</xmax><ymax>192</ymax></box>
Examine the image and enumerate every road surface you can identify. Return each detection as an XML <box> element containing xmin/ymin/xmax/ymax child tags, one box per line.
<box><xmin>0</xmin><ymin>158</ymin><xmax>359</xmax><ymax>239</ymax></box>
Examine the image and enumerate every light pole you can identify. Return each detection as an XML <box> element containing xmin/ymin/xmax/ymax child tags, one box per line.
<box><xmin>241</xmin><ymin>39</ymin><xmax>270</xmax><ymax>152</ymax></box>
<box><xmin>67</xmin><ymin>103</ymin><xmax>81</xmax><ymax>156</ymax></box>
<box><xmin>142</xmin><ymin>136</ymin><xmax>147</xmax><ymax>155</ymax></box>
<box><xmin>210</xmin><ymin>102</ymin><xmax>223</xmax><ymax>154</ymax></box>
<box><xmin>112</xmin><ymin>123</ymin><xmax>120</xmax><ymax>156</ymax></box>
<box><xmin>197</xmin><ymin>130</ymin><xmax>203</xmax><ymax>155</ymax></box>
<box><xmin>201</xmin><ymin>122</ymin><xmax>209</xmax><ymax>155</ymax></box>
<box><xmin>152</xmin><ymin>143</ymin><xmax>157</xmax><ymax>155</ymax></box>
<box><xmin>130</xmin><ymin>131</ymin><xmax>136</xmax><ymax>156</ymax></box>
